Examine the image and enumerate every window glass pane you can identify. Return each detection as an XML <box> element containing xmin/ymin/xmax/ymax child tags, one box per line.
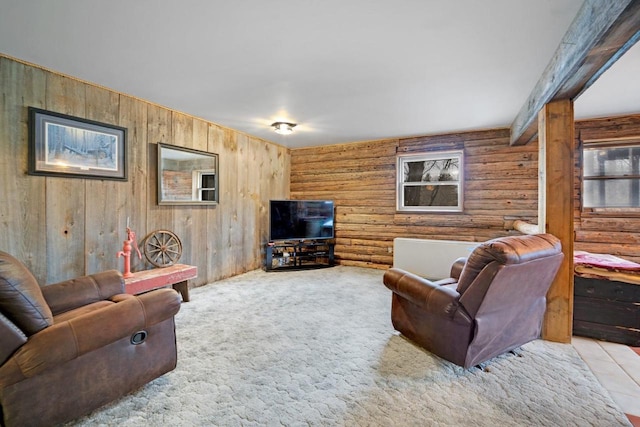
<box><xmin>584</xmin><ymin>146</ymin><xmax>640</xmax><ymax>177</ymax></box>
<box><xmin>201</xmin><ymin>190</ymin><xmax>216</xmax><ymax>201</ymax></box>
<box><xmin>404</xmin><ymin>184</ymin><xmax>458</xmax><ymax>207</ymax></box>
<box><xmin>583</xmin><ymin>178</ymin><xmax>640</xmax><ymax>208</ymax></box>
<box><xmin>201</xmin><ymin>174</ymin><xmax>215</xmax><ymax>188</ymax></box>
<box><xmin>583</xmin><ymin>149</ymin><xmax>603</xmax><ymax>176</ymax></box>
<box><xmin>403</xmin><ymin>159</ymin><xmax>459</xmax><ymax>183</ymax></box>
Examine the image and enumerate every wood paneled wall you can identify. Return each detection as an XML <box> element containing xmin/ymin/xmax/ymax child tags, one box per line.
<box><xmin>574</xmin><ymin>114</ymin><xmax>640</xmax><ymax>263</ymax></box>
<box><xmin>291</xmin><ymin>128</ymin><xmax>539</xmax><ymax>269</ymax></box>
<box><xmin>0</xmin><ymin>55</ymin><xmax>290</xmax><ymax>286</ymax></box>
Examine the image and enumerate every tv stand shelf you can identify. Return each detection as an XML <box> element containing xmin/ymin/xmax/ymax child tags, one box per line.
<box><xmin>265</xmin><ymin>241</ymin><xmax>335</xmax><ymax>271</ymax></box>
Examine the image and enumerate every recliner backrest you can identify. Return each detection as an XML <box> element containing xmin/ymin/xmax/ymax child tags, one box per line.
<box><xmin>0</xmin><ymin>251</ymin><xmax>53</xmax><ymax>336</ymax></box>
<box><xmin>462</xmin><ymin>252</ymin><xmax>564</xmax><ymax>367</ymax></box>
<box><xmin>455</xmin><ymin>235</ymin><xmax>564</xmax><ymax>367</ymax></box>
<box><xmin>456</xmin><ymin>234</ymin><xmax>562</xmax><ymax>295</ymax></box>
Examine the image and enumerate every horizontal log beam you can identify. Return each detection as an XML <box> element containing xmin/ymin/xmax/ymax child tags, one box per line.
<box><xmin>513</xmin><ymin>219</ymin><xmax>541</xmax><ymax>235</ymax></box>
<box><xmin>511</xmin><ymin>0</ymin><xmax>640</xmax><ymax>146</ymax></box>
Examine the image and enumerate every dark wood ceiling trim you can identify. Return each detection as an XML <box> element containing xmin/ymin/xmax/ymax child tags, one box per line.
<box><xmin>510</xmin><ymin>0</ymin><xmax>640</xmax><ymax>146</ymax></box>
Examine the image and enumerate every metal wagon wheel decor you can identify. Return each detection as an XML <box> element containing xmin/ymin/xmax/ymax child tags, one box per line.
<box><xmin>143</xmin><ymin>230</ymin><xmax>183</xmax><ymax>268</ymax></box>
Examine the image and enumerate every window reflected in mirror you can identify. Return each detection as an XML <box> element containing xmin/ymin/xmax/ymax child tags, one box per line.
<box><xmin>157</xmin><ymin>143</ymin><xmax>219</xmax><ymax>205</ymax></box>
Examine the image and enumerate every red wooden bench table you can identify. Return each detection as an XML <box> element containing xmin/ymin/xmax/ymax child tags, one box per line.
<box><xmin>124</xmin><ymin>264</ymin><xmax>197</xmax><ymax>302</ymax></box>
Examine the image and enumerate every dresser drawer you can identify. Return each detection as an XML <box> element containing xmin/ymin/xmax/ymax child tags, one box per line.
<box><xmin>573</xmin><ymin>318</ymin><xmax>640</xmax><ymax>346</ymax></box>
<box><xmin>574</xmin><ymin>296</ymin><xmax>639</xmax><ymax>328</ymax></box>
<box><xmin>574</xmin><ymin>276</ymin><xmax>640</xmax><ymax>302</ymax></box>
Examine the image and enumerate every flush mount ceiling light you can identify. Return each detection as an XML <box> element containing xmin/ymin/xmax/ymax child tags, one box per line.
<box><xmin>271</xmin><ymin>121</ymin><xmax>297</xmax><ymax>135</ymax></box>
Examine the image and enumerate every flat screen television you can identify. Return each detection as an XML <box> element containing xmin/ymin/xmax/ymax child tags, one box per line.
<box><xmin>269</xmin><ymin>200</ymin><xmax>334</xmax><ymax>241</ymax></box>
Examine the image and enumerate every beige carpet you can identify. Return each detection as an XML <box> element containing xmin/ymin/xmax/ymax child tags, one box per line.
<box><xmin>69</xmin><ymin>266</ymin><xmax>630</xmax><ymax>426</ymax></box>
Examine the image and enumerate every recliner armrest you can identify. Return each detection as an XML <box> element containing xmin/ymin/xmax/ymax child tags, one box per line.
<box><xmin>0</xmin><ymin>288</ymin><xmax>180</xmax><ymax>387</ymax></box>
<box><xmin>432</xmin><ymin>278</ymin><xmax>458</xmax><ymax>287</ymax></box>
<box><xmin>383</xmin><ymin>268</ymin><xmax>465</xmax><ymax>319</ymax></box>
<box><xmin>42</xmin><ymin>270</ymin><xmax>125</xmax><ymax>315</ymax></box>
<box><xmin>450</xmin><ymin>257</ymin><xmax>466</xmax><ymax>281</ymax></box>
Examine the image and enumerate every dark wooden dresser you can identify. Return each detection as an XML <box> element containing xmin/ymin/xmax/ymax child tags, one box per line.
<box><xmin>573</xmin><ymin>275</ymin><xmax>640</xmax><ymax>346</ymax></box>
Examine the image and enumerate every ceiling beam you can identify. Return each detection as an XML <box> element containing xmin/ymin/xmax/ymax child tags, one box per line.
<box><xmin>510</xmin><ymin>0</ymin><xmax>640</xmax><ymax>146</ymax></box>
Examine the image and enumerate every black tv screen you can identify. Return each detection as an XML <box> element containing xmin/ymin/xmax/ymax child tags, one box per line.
<box><xmin>269</xmin><ymin>200</ymin><xmax>334</xmax><ymax>241</ymax></box>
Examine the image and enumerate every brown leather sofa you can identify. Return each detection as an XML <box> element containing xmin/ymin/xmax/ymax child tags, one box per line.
<box><xmin>383</xmin><ymin>234</ymin><xmax>563</xmax><ymax>369</ymax></box>
<box><xmin>0</xmin><ymin>251</ymin><xmax>181</xmax><ymax>426</ymax></box>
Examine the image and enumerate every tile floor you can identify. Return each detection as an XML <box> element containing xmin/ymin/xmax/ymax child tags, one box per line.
<box><xmin>572</xmin><ymin>336</ymin><xmax>640</xmax><ymax>426</ymax></box>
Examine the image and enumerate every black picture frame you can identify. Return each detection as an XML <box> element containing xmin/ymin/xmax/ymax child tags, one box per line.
<box><xmin>28</xmin><ymin>107</ymin><xmax>127</xmax><ymax>181</ymax></box>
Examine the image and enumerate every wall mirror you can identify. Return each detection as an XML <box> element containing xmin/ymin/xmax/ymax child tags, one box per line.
<box><xmin>157</xmin><ymin>143</ymin><xmax>219</xmax><ymax>205</ymax></box>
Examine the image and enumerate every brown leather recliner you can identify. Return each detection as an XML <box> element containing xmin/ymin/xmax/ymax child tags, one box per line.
<box><xmin>0</xmin><ymin>251</ymin><xmax>181</xmax><ymax>426</ymax></box>
<box><xmin>383</xmin><ymin>234</ymin><xmax>563</xmax><ymax>369</ymax></box>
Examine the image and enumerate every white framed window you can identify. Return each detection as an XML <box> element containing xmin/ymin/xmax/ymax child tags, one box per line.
<box><xmin>397</xmin><ymin>150</ymin><xmax>463</xmax><ymax>212</ymax></box>
<box><xmin>582</xmin><ymin>140</ymin><xmax>640</xmax><ymax>210</ymax></box>
<box><xmin>192</xmin><ymin>170</ymin><xmax>217</xmax><ymax>202</ymax></box>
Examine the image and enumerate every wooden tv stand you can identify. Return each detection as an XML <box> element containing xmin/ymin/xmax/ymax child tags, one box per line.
<box><xmin>265</xmin><ymin>240</ymin><xmax>334</xmax><ymax>271</ymax></box>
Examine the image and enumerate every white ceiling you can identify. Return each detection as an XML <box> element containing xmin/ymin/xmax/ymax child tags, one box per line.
<box><xmin>1</xmin><ymin>0</ymin><xmax>639</xmax><ymax>148</ymax></box>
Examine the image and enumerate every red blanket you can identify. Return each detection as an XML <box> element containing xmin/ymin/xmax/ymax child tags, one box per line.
<box><xmin>574</xmin><ymin>251</ymin><xmax>640</xmax><ymax>272</ymax></box>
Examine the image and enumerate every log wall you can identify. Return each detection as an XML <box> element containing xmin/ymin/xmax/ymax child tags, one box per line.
<box><xmin>290</xmin><ymin>128</ymin><xmax>539</xmax><ymax>269</ymax></box>
<box><xmin>574</xmin><ymin>114</ymin><xmax>640</xmax><ymax>263</ymax></box>
<box><xmin>292</xmin><ymin>113</ymin><xmax>640</xmax><ymax>269</ymax></box>
<box><xmin>0</xmin><ymin>55</ymin><xmax>290</xmax><ymax>286</ymax></box>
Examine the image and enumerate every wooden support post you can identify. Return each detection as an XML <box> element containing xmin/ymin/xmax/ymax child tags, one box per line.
<box><xmin>539</xmin><ymin>99</ymin><xmax>575</xmax><ymax>343</ymax></box>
